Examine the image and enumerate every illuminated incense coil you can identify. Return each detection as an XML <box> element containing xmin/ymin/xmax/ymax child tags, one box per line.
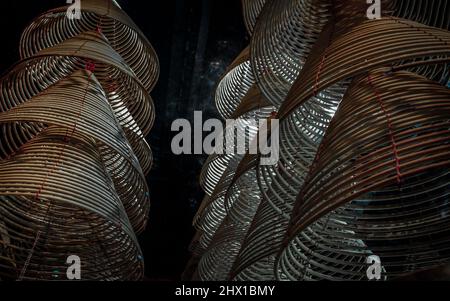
<box><xmin>279</xmin><ymin>18</ymin><xmax>450</xmax><ymax>120</ymax></box>
<box><xmin>228</xmin><ymin>0</ymin><xmax>450</xmax><ymax>278</ymax></box>
<box><xmin>250</xmin><ymin>0</ymin><xmax>333</xmax><ymax>106</ymax></box>
<box><xmin>20</xmin><ymin>0</ymin><xmax>159</xmax><ymax>92</ymax></box>
<box><xmin>199</xmin><ymin>105</ymin><xmax>274</xmax><ymax>196</ymax></box>
<box><xmin>193</xmin><ymin>0</ymin><xmax>343</xmax><ymax>279</ymax></box>
<box><xmin>231</xmin><ymin>17</ymin><xmax>450</xmax><ymax>280</ymax></box>
<box><xmin>198</xmin><ymin>168</ymin><xmax>262</xmax><ymax>281</ymax></box>
<box><xmin>215</xmin><ymin>47</ymin><xmax>254</xmax><ymax>120</ymax></box>
<box><xmin>278</xmin><ymin>70</ymin><xmax>450</xmax><ymax>280</ymax></box>
<box><xmin>0</xmin><ymin>31</ymin><xmax>154</xmax><ymax>175</ymax></box>
<box><xmin>0</xmin><ymin>0</ymin><xmax>157</xmax><ymax>280</ymax></box>
<box><xmin>0</xmin><ymin>70</ymin><xmax>149</xmax><ymax>233</ymax></box>
<box><xmin>195</xmin><ymin>109</ymin><xmax>274</xmax><ymax>251</ymax></box>
<box><xmin>242</xmin><ymin>0</ymin><xmax>267</xmax><ymax>35</ymax></box>
<box><xmin>250</xmin><ymin>0</ymin><xmax>446</xmax><ymax>107</ymax></box>
<box><xmin>200</xmin><ymin>60</ymin><xmax>274</xmax><ymax>201</ymax></box>
<box><xmin>0</xmin><ymin>126</ymin><xmax>143</xmax><ymax>280</ymax></box>
<box><xmin>189</xmin><ymin>0</ymin><xmax>450</xmax><ymax>281</ymax></box>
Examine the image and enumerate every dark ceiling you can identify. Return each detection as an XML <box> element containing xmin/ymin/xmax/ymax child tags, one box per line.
<box><xmin>0</xmin><ymin>0</ymin><xmax>247</xmax><ymax>280</ymax></box>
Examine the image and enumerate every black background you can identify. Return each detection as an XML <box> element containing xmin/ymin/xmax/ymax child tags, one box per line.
<box><xmin>0</xmin><ymin>0</ymin><xmax>247</xmax><ymax>280</ymax></box>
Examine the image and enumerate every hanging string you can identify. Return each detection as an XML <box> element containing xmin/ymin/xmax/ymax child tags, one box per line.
<box><xmin>314</xmin><ymin>55</ymin><xmax>327</xmax><ymax>97</ymax></box>
<box><xmin>367</xmin><ymin>74</ymin><xmax>402</xmax><ymax>185</ymax></box>
<box><xmin>96</xmin><ymin>0</ymin><xmax>113</xmax><ymax>34</ymax></box>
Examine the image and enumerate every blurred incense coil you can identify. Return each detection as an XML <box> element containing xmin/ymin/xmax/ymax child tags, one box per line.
<box><xmin>0</xmin><ymin>0</ymin><xmax>158</xmax><ymax>280</ymax></box>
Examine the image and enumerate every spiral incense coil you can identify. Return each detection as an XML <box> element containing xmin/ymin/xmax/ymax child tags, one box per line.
<box><xmin>230</xmin><ymin>12</ymin><xmax>450</xmax><ymax>280</ymax></box>
<box><xmin>195</xmin><ymin>153</ymin><xmax>267</xmax><ymax>280</ymax></box>
<box><xmin>228</xmin><ymin>117</ymin><xmax>327</xmax><ymax>280</ymax></box>
<box><xmin>197</xmin><ymin>156</ymin><xmax>268</xmax><ymax>281</ymax></box>
<box><xmin>193</xmin><ymin>0</ymin><xmax>371</xmax><ymax>279</ymax></box>
<box><xmin>242</xmin><ymin>0</ymin><xmax>267</xmax><ymax>35</ymax></box>
<box><xmin>0</xmin><ymin>1</ymin><xmax>157</xmax><ymax>281</ymax></box>
<box><xmin>241</xmin><ymin>0</ymin><xmax>450</xmax><ymax>254</ymax></box>
<box><xmin>279</xmin><ymin>18</ymin><xmax>450</xmax><ymax>120</ymax></box>
<box><xmin>231</xmin><ymin>17</ymin><xmax>450</xmax><ymax>280</ymax></box>
<box><xmin>0</xmin><ymin>126</ymin><xmax>143</xmax><ymax>280</ymax></box>
<box><xmin>195</xmin><ymin>109</ymin><xmax>275</xmax><ymax>251</ymax></box>
<box><xmin>203</xmin><ymin>63</ymin><xmax>273</xmax><ymax>196</ymax></box>
<box><xmin>215</xmin><ymin>47</ymin><xmax>255</xmax><ymax>119</ymax></box>
<box><xmin>0</xmin><ymin>70</ymin><xmax>149</xmax><ymax>233</ymax></box>
<box><xmin>195</xmin><ymin>123</ymin><xmax>258</xmax><ymax>250</ymax></box>
<box><xmin>198</xmin><ymin>168</ymin><xmax>263</xmax><ymax>281</ymax></box>
<box><xmin>217</xmin><ymin>20</ymin><xmax>450</xmax><ymax>282</ymax></box>
<box><xmin>188</xmin><ymin>0</ymin><xmax>450</xmax><ymax>282</ymax></box>
<box><xmin>20</xmin><ymin>0</ymin><xmax>159</xmax><ymax>92</ymax></box>
<box><xmin>199</xmin><ymin>47</ymin><xmax>273</xmax><ymax>206</ymax></box>
<box><xmin>199</xmin><ymin>105</ymin><xmax>274</xmax><ymax>196</ymax></box>
<box><xmin>250</xmin><ymin>0</ymin><xmax>333</xmax><ymax>106</ymax></box>
<box><xmin>0</xmin><ymin>31</ymin><xmax>154</xmax><ymax>175</ymax></box>
<box><xmin>277</xmin><ymin>70</ymin><xmax>450</xmax><ymax>280</ymax></box>
<box><xmin>251</xmin><ymin>0</ymin><xmax>448</xmax><ymax>108</ymax></box>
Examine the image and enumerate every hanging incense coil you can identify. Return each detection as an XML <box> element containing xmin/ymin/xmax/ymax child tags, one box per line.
<box><xmin>0</xmin><ymin>0</ymin><xmax>157</xmax><ymax>281</ymax></box>
<box><xmin>228</xmin><ymin>0</ymin><xmax>450</xmax><ymax>278</ymax></box>
<box><xmin>250</xmin><ymin>0</ymin><xmax>447</xmax><ymax>107</ymax></box>
<box><xmin>20</xmin><ymin>0</ymin><xmax>159</xmax><ymax>92</ymax></box>
<box><xmin>197</xmin><ymin>167</ymin><xmax>263</xmax><ymax>281</ymax></box>
<box><xmin>0</xmin><ymin>126</ymin><xmax>143</xmax><ymax>280</ymax></box>
<box><xmin>194</xmin><ymin>86</ymin><xmax>274</xmax><ymax>267</ymax></box>
<box><xmin>0</xmin><ymin>69</ymin><xmax>149</xmax><ymax>232</ymax></box>
<box><xmin>183</xmin><ymin>0</ymin><xmax>450</xmax><ymax>281</ymax></box>
<box><xmin>199</xmin><ymin>104</ymin><xmax>273</xmax><ymax>196</ymax></box>
<box><xmin>215</xmin><ymin>47</ymin><xmax>255</xmax><ymax>120</ymax></box>
<box><xmin>195</xmin><ymin>109</ymin><xmax>270</xmax><ymax>248</ymax></box>
<box><xmin>0</xmin><ymin>31</ymin><xmax>153</xmax><ymax>232</ymax></box>
<box><xmin>0</xmin><ymin>31</ymin><xmax>154</xmax><ymax>175</ymax></box>
<box><xmin>202</xmin><ymin>46</ymin><xmax>272</xmax><ymax>196</ymax></box>
<box><xmin>231</xmin><ymin>17</ymin><xmax>450</xmax><ymax>280</ymax></box>
<box><xmin>279</xmin><ymin>18</ymin><xmax>450</xmax><ymax>119</ymax></box>
<box><xmin>0</xmin><ymin>71</ymin><xmax>147</xmax><ymax>281</ymax></box>
<box><xmin>250</xmin><ymin>0</ymin><xmax>334</xmax><ymax>106</ymax></box>
<box><xmin>277</xmin><ymin>70</ymin><xmax>450</xmax><ymax>280</ymax></box>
